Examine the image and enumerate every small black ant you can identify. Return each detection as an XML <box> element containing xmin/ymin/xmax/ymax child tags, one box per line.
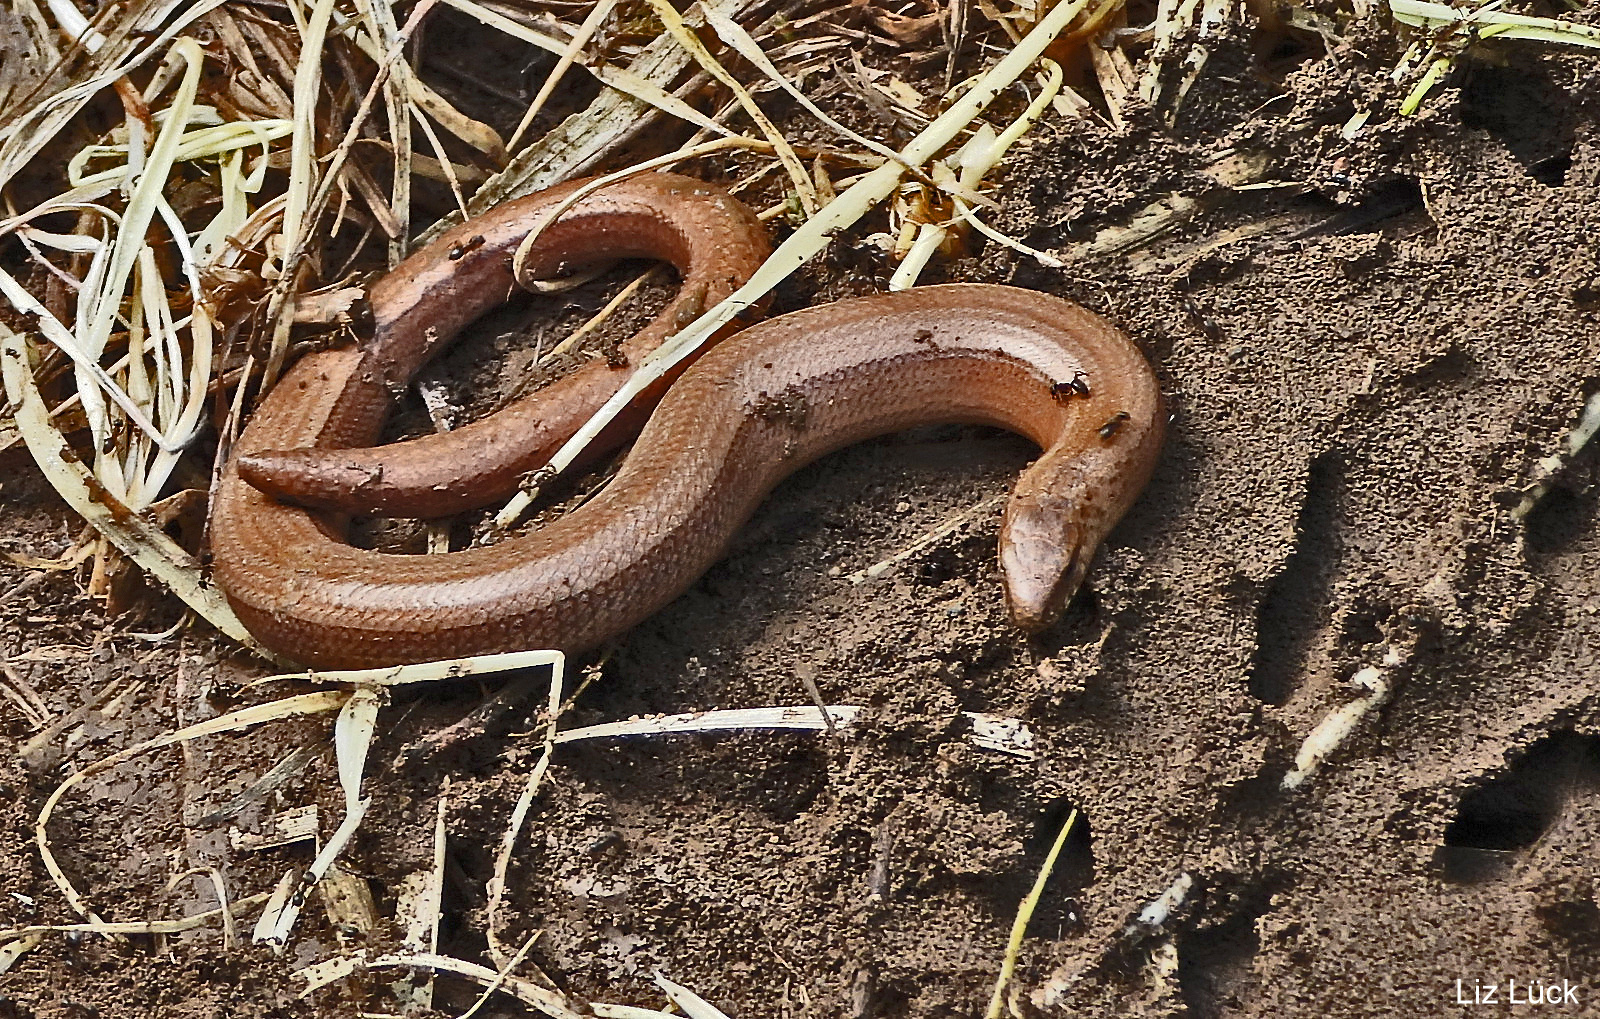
<box><xmin>447</xmin><ymin>235</ymin><xmax>486</xmax><ymax>260</ymax></box>
<box><xmin>1051</xmin><ymin>371</ymin><xmax>1091</xmax><ymax>401</ymax></box>
<box><xmin>1098</xmin><ymin>411</ymin><xmax>1131</xmax><ymax>439</ymax></box>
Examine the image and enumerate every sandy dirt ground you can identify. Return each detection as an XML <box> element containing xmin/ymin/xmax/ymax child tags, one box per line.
<box><xmin>2</xmin><ymin>5</ymin><xmax>1599</xmax><ymax>1017</ymax></box>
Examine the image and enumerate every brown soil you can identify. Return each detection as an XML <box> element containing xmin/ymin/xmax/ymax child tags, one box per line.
<box><xmin>4</xmin><ymin>8</ymin><xmax>1600</xmax><ymax>1019</ymax></box>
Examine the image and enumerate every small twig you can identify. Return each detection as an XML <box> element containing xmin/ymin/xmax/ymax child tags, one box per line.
<box><xmin>0</xmin><ymin>659</ymin><xmax>50</xmax><ymax>730</ymax></box>
<box><xmin>189</xmin><ymin>742</ymin><xmax>324</xmax><ymax>829</ymax></box>
<box><xmin>507</xmin><ymin>0</ymin><xmax>616</xmax><ymax>151</ymax></box>
<box><xmin>846</xmin><ymin>493</ymin><xmax>1005</xmax><ymax>584</ymax></box>
<box><xmin>0</xmin><ymin>891</ymin><xmax>273</xmax><ymax>949</ymax></box>
<box><xmin>0</xmin><ymin>570</ymin><xmax>51</xmax><ymax>607</ymax></box>
<box><xmin>484</xmin><ymin>653</ymin><xmax>567</xmax><ymax>966</ymax></box>
<box><xmin>1282</xmin><ymin>621</ymin><xmax>1424</xmax><ymax>791</ymax></box>
<box><xmin>390</xmin><ymin>666</ymin><xmax>547</xmax><ymax>770</ymax></box>
<box><xmin>1513</xmin><ymin>390</ymin><xmax>1600</xmax><ymax>524</ymax></box>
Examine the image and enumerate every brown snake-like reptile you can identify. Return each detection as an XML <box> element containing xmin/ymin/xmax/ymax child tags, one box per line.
<box><xmin>210</xmin><ymin>174</ymin><xmax>1165</xmax><ymax>669</ymax></box>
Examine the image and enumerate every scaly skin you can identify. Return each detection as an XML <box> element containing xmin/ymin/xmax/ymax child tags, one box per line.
<box><xmin>237</xmin><ymin>172</ymin><xmax>771</xmax><ymax>519</ymax></box>
<box><xmin>211</xmin><ymin>281</ymin><xmax>1164</xmax><ymax>670</ymax></box>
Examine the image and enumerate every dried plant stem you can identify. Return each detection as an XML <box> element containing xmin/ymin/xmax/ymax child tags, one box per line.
<box><xmin>643</xmin><ymin>0</ymin><xmax>817</xmax><ymax>213</ymax></box>
<box><xmin>506</xmin><ymin>0</ymin><xmax>617</xmax><ymax>152</ymax></box>
<box><xmin>986</xmin><ymin>809</ymin><xmax>1079</xmax><ymax>1019</ymax></box>
<box><xmin>496</xmin><ymin>0</ymin><xmax>1097</xmax><ymax>526</ymax></box>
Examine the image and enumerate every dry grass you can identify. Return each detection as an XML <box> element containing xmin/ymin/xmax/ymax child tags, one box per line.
<box><xmin>0</xmin><ymin>0</ymin><xmax>1468</xmax><ymax>1010</ymax></box>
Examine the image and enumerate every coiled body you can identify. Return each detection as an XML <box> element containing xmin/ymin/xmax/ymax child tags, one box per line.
<box><xmin>211</xmin><ymin>282</ymin><xmax>1164</xmax><ymax>670</ymax></box>
<box><xmin>238</xmin><ymin>172</ymin><xmax>771</xmax><ymax>518</ymax></box>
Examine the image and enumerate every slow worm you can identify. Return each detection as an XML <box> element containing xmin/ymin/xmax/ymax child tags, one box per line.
<box><xmin>238</xmin><ymin>173</ymin><xmax>771</xmax><ymax>518</ymax></box>
<box><xmin>210</xmin><ymin>183</ymin><xmax>1163</xmax><ymax>670</ymax></box>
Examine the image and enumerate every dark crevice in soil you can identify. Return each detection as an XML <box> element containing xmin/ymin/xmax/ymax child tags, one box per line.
<box><xmin>1248</xmin><ymin>449</ymin><xmax>1347</xmax><ymax>705</ymax></box>
<box><xmin>1537</xmin><ymin>896</ymin><xmax>1600</xmax><ymax>963</ymax></box>
<box><xmin>1460</xmin><ymin>62</ymin><xmax>1577</xmax><ymax>186</ymax></box>
<box><xmin>1437</xmin><ymin>730</ymin><xmax>1600</xmax><ymax>884</ymax></box>
<box><xmin>1215</xmin><ymin>767</ymin><xmax>1289</xmax><ymax>825</ymax></box>
<box><xmin>1523</xmin><ymin>427</ymin><xmax>1599</xmax><ymax>556</ymax></box>
<box><xmin>1017</xmin><ymin>796</ymin><xmax>1095</xmax><ymax>928</ymax></box>
<box><xmin>1176</xmin><ymin>876</ymin><xmax>1289</xmax><ymax>1019</ymax></box>
<box><xmin>1337</xmin><ymin>604</ymin><xmax>1386</xmax><ymax>651</ymax></box>
<box><xmin>1524</xmin><ymin>482</ymin><xmax>1600</xmax><ymax>556</ymax></box>
<box><xmin>1293</xmin><ymin>177</ymin><xmax>1424</xmax><ymax>238</ymax></box>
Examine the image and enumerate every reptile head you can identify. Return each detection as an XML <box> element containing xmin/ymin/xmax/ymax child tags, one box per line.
<box><xmin>999</xmin><ymin>495</ymin><xmax>1094</xmax><ymax>634</ymax></box>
